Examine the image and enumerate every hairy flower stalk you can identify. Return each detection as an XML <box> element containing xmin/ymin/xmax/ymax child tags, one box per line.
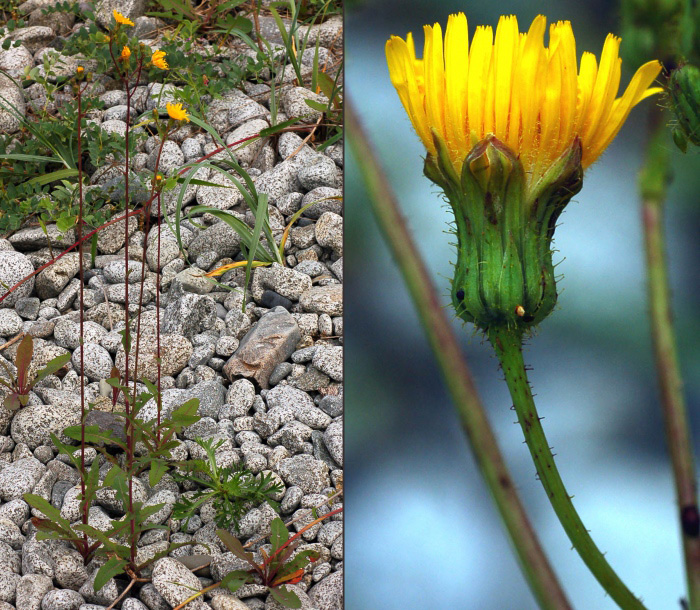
<box><xmin>387</xmin><ymin>13</ymin><xmax>663</xmax><ymax>607</ymax></box>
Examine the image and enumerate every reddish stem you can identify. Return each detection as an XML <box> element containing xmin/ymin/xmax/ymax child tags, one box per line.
<box><xmin>76</xmin><ymin>78</ymin><xmax>89</xmax><ymax>548</ymax></box>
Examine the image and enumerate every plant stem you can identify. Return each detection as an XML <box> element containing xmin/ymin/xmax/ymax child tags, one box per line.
<box><xmin>640</xmin><ymin>122</ymin><xmax>700</xmax><ymax>609</ymax></box>
<box><xmin>487</xmin><ymin>325</ymin><xmax>646</xmax><ymax>610</ymax></box>
<box><xmin>76</xmin><ymin>78</ymin><xmax>88</xmax><ymax>549</ymax></box>
<box><xmin>346</xmin><ymin>102</ymin><xmax>572</xmax><ymax>610</ymax></box>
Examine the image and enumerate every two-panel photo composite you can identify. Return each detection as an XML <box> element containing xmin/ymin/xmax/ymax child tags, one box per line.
<box><xmin>0</xmin><ymin>0</ymin><xmax>697</xmax><ymax>608</ymax></box>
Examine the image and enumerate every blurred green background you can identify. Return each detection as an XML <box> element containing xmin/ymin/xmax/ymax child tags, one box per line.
<box><xmin>345</xmin><ymin>0</ymin><xmax>700</xmax><ymax>608</ymax></box>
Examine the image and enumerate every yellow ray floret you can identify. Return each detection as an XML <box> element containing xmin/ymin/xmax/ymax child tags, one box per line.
<box><xmin>151</xmin><ymin>50</ymin><xmax>169</xmax><ymax>70</ymax></box>
<box><xmin>166</xmin><ymin>102</ymin><xmax>189</xmax><ymax>122</ymax></box>
<box><xmin>113</xmin><ymin>11</ymin><xmax>134</xmax><ymax>26</ymax></box>
<box><xmin>386</xmin><ymin>14</ymin><xmax>663</xmax><ymax>184</ymax></box>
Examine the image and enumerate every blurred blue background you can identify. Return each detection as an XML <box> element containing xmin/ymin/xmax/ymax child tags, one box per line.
<box><xmin>345</xmin><ymin>0</ymin><xmax>700</xmax><ymax>608</ymax></box>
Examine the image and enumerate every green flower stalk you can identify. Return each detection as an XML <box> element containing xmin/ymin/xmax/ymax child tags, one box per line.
<box><xmin>387</xmin><ymin>12</ymin><xmax>665</xmax><ymax>607</ymax></box>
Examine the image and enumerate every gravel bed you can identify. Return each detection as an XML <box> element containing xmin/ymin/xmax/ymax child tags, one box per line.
<box><xmin>0</xmin><ymin>2</ymin><xmax>343</xmax><ymax>608</ymax></box>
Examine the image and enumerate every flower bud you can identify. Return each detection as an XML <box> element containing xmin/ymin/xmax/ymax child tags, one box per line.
<box><xmin>425</xmin><ymin>134</ymin><xmax>582</xmax><ymax>331</ymax></box>
<box><xmin>668</xmin><ymin>64</ymin><xmax>700</xmax><ymax>152</ymax></box>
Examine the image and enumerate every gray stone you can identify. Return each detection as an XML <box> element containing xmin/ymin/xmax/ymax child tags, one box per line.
<box><xmin>40</xmin><ymin>589</ymin><xmax>85</xmax><ymax>610</ymax></box>
<box><xmin>0</xmin><ymin>518</ymin><xmax>24</xmax><ymax>549</ymax></box>
<box><xmin>78</xmin><ymin>568</ymin><xmax>119</xmax><ymax>605</ymax></box>
<box><xmin>265</xmin><ymin>385</ymin><xmax>331</xmax><ymax>429</ymax></box>
<box><xmin>35</xmin><ymin>253</ymin><xmax>80</xmax><ymax>299</ymax></box>
<box><xmin>323</xmin><ymin>420</ymin><xmax>342</xmax><ymax>466</ymax></box>
<box><xmin>147</xmin><ymin>139</ymin><xmax>184</xmax><ymax>174</ymax></box>
<box><xmin>277</xmin><ymin>132</ymin><xmax>323</xmax><ymax>165</ymax></box>
<box><xmin>12</xmin><ymin>403</ymin><xmax>80</xmax><ymax>450</ymax></box>
<box><xmin>215</xmin><ymin>335</ymin><xmax>239</xmax><ymax>357</ymax></box>
<box><xmin>102</xmin><ymin>260</ymin><xmax>145</xmax><ymax>284</ymax></box>
<box><xmin>254</xmin><ymin>159</ymin><xmax>301</xmax><ymax>205</ymax></box>
<box><xmin>103</xmin><ymin>104</ymin><xmax>136</xmax><ymax>122</ymax></box>
<box><xmin>34</xmin><ymin>50</ymin><xmax>97</xmax><ymax>81</ymax></box>
<box><xmin>171</xmin><ymin>268</ymin><xmax>214</xmax><ymax>295</ymax></box>
<box><xmin>155</xmin><ymin>166</ymin><xmax>209</xmax><ymax>217</ymax></box>
<box><xmin>0</xmin><ymin>457</ymin><xmax>45</xmax><ymax>500</ymax></box>
<box><xmin>0</xmin><ymin>81</ymin><xmax>27</xmax><ymax>133</ymax></box>
<box><xmin>314</xmin><ymin>212</ymin><xmax>342</xmax><ymax>256</ymax></box>
<box><xmin>122</xmin><ymin>597</ymin><xmax>150</xmax><ymax>610</ymax></box>
<box><xmin>251</xmin><ymin>263</ymin><xmax>312</xmax><ymax>303</ymax></box>
<box><xmin>299</xmin><ymin>285</ymin><xmax>342</xmax><ymax>316</ymax></box>
<box><xmin>226</xmin><ymin>119</ymin><xmax>269</xmax><ymax>166</ymax></box>
<box><xmin>95</xmin><ymin>0</ymin><xmax>147</xmax><ymax>28</ymax></box>
<box><xmin>116</xmin><ymin>333</ymin><xmax>192</xmax><ymax>382</ymax></box>
<box><xmin>181</xmin><ymin>137</ymin><xmax>203</xmax><ymax>161</ymax></box>
<box><xmin>308</xmin><ymin>570</ymin><xmax>343</xmax><ymax>610</ymax></box>
<box><xmin>311</xmin><ymin>345</ymin><xmax>342</xmax><ymax>381</ymax></box>
<box><xmin>98</xmin><ymin>90</ymin><xmax>127</xmax><ymax>107</ymax></box>
<box><xmin>146</xmin><ymin>238</ymin><xmax>181</xmax><ymax>272</ymax></box>
<box><xmin>227</xmin><ymin>91</ymin><xmax>270</xmax><ymax>129</ymax></box>
<box><xmin>195</xmin><ymin>168</ymin><xmax>245</xmax><ymax>210</ymax></box>
<box><xmin>282</xmin><ymin>87</ymin><xmax>328</xmax><ymax>123</ymax></box>
<box><xmin>277</xmin><ymin>455</ymin><xmax>330</xmax><ymax>493</ymax></box>
<box><xmin>0</xmin><ymin>44</ymin><xmax>33</xmax><ymax>78</ymax></box>
<box><xmin>297</xmin><ymin>156</ymin><xmax>338</xmax><ymax>190</ymax></box>
<box><xmin>142</xmin><ymin>489</ymin><xmax>177</xmax><ymax>526</ymax></box>
<box><xmin>0</xmin><ymin>251</ymin><xmax>35</xmax><ymax>307</ymax></box>
<box><xmin>72</xmin><ymin>343</ymin><xmax>114</xmax><ymax>381</ymax></box>
<box><xmin>0</xmin><ymin>571</ymin><xmax>19</xmax><ymax>603</ymax></box>
<box><xmin>139</xmin><ymin>582</ymin><xmax>169</xmax><ymax>610</ymax></box>
<box><xmin>15</xmin><ymin>296</ymin><xmax>40</xmax><ymax>320</ymax></box>
<box><xmin>97</xmin><ymin>212</ymin><xmax>138</xmax><ymax>255</ymax></box>
<box><xmin>100</xmin><ymin>118</ymin><xmax>127</xmax><ymax>137</ymax></box>
<box><xmin>15</xmin><ymin>574</ymin><xmax>52</xmax><ymax>610</ymax></box>
<box><xmin>96</xmin><ymin>476</ymin><xmax>147</xmax><ymax>514</ymax></box>
<box><xmin>187</xmin><ymin>219</ymin><xmax>243</xmax><ymax>260</ymax></box>
<box><xmin>301</xmin><ymin>187</ymin><xmax>343</xmax><ymax>219</ymax></box>
<box><xmin>54</xmin><ymin>319</ymin><xmax>107</xmax><ymax>350</ymax></box>
<box><xmin>151</xmin><ymin>557</ymin><xmax>208</xmax><ymax>609</ymax></box>
<box><xmin>162</xmin><ymin>293</ymin><xmax>217</xmax><ymax>339</ymax></box>
<box><xmin>223</xmin><ymin>308</ymin><xmax>301</xmax><ymax>389</ymax></box>
<box><xmin>0</xmin><ymin>310</ymin><xmax>22</xmax><ymax>336</ymax></box>
<box><xmin>6</xmin><ymin>25</ymin><xmax>54</xmax><ymax>54</ymax></box>
<box><xmin>297</xmin><ymin>14</ymin><xmax>342</xmax><ymax>47</ymax></box>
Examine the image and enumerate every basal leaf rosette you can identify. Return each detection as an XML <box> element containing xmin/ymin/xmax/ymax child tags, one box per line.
<box><xmin>386</xmin><ymin>14</ymin><xmax>663</xmax><ymax>331</ymax></box>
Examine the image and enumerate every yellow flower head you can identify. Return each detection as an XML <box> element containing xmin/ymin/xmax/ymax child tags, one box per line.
<box><xmin>76</xmin><ymin>66</ymin><xmax>84</xmax><ymax>75</ymax></box>
<box><xmin>151</xmin><ymin>50</ymin><xmax>169</xmax><ymax>70</ymax></box>
<box><xmin>166</xmin><ymin>102</ymin><xmax>189</xmax><ymax>122</ymax></box>
<box><xmin>113</xmin><ymin>10</ymin><xmax>134</xmax><ymax>26</ymax></box>
<box><xmin>386</xmin><ymin>14</ymin><xmax>663</xmax><ymax>187</ymax></box>
<box><xmin>121</xmin><ymin>46</ymin><xmax>131</xmax><ymax>61</ymax></box>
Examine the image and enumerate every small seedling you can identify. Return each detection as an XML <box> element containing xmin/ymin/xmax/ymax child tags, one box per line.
<box><xmin>172</xmin><ymin>437</ymin><xmax>284</xmax><ymax>531</ymax></box>
<box><xmin>0</xmin><ymin>333</ymin><xmax>70</xmax><ymax>410</ymax></box>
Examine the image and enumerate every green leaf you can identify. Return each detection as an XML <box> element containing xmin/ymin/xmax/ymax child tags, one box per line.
<box><xmin>269</xmin><ymin>585</ymin><xmax>301</xmax><ymax>608</ymax></box>
<box><xmin>33</xmin><ymin>351</ymin><xmax>71</xmax><ymax>384</ymax></box>
<box><xmin>258</xmin><ymin>117</ymin><xmax>301</xmax><ymax>137</ymax></box>
<box><xmin>216</xmin><ymin>529</ymin><xmax>256</xmax><ymax>567</ymax></box>
<box><xmin>90</xmin><ymin>234</ymin><xmax>98</xmax><ymax>267</ymax></box>
<box><xmin>269</xmin><ymin>517</ymin><xmax>289</xmax><ymax>552</ymax></box>
<box><xmin>93</xmin><ymin>556</ymin><xmax>128</xmax><ymax>592</ymax></box>
<box><xmin>169</xmin><ymin>398</ymin><xmax>200</xmax><ymax>428</ymax></box>
<box><xmin>23</xmin><ymin>493</ymin><xmax>70</xmax><ymax>527</ymax></box>
<box><xmin>304</xmin><ymin>99</ymin><xmax>329</xmax><ymax>113</ymax></box>
<box><xmin>15</xmin><ymin>333</ymin><xmax>33</xmax><ymax>390</ymax></box>
<box><xmin>3</xmin><ymin>393</ymin><xmax>21</xmax><ymax>411</ymax></box>
<box><xmin>276</xmin><ymin>549</ymin><xmax>319</xmax><ymax>579</ymax></box>
<box><xmin>221</xmin><ymin>569</ymin><xmax>252</xmax><ymax>593</ymax></box>
<box><xmin>26</xmin><ymin>168</ymin><xmax>79</xmax><ymax>186</ymax></box>
<box><xmin>55</xmin><ymin>214</ymin><xmax>77</xmax><ymax>233</ymax></box>
<box><xmin>0</xmin><ymin>153</ymin><xmax>59</xmax><ymax>163</ymax></box>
